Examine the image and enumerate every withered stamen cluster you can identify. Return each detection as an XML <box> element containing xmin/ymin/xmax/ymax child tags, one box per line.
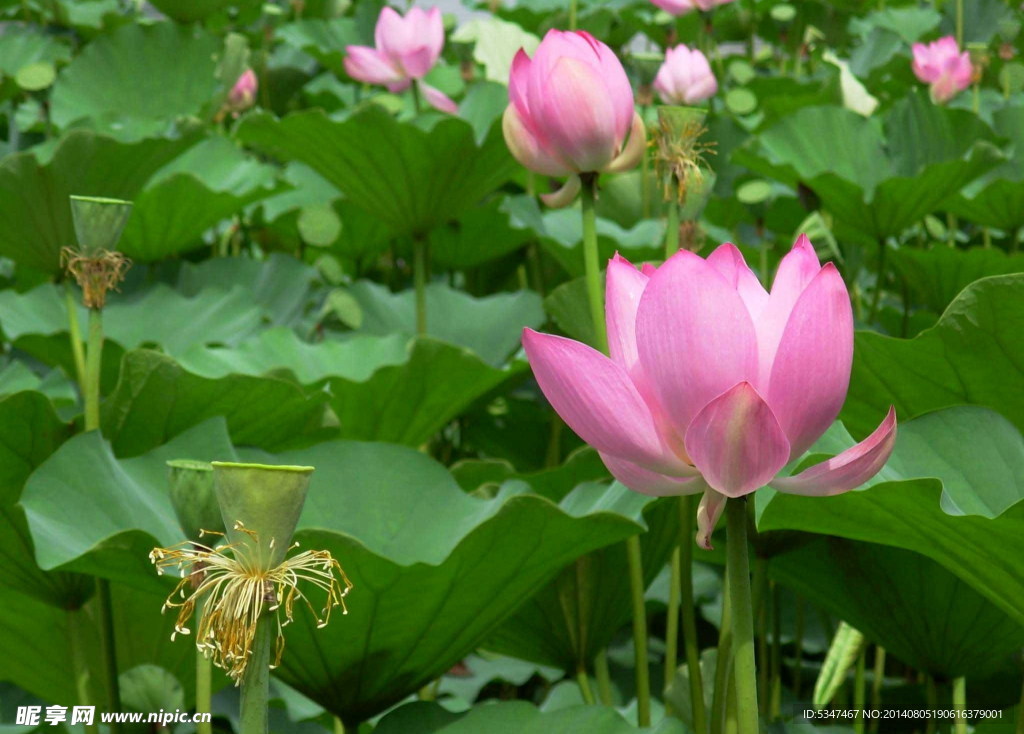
<box><xmin>149</xmin><ymin>523</ymin><xmax>353</xmax><ymax>684</ymax></box>
<box><xmin>61</xmin><ymin>247</ymin><xmax>131</xmax><ymax>309</ymax></box>
<box><xmin>652</xmin><ymin>116</ymin><xmax>716</xmax><ymax>205</ymax></box>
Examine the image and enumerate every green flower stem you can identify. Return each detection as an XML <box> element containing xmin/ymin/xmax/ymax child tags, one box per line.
<box><xmin>576</xmin><ymin>666</ymin><xmax>596</xmax><ymax>705</ymax></box>
<box><xmin>196</xmin><ymin>600</ymin><xmax>213</xmax><ymax>734</ymax></box>
<box><xmin>626</xmin><ymin>535</ymin><xmax>651</xmax><ymax>727</ymax></box>
<box><xmin>580</xmin><ymin>174</ymin><xmax>608</xmax><ymax>353</ymax></box>
<box><xmin>770</xmin><ymin>582</ymin><xmax>782</xmax><ymax>720</ymax></box>
<box><xmin>867</xmin><ymin>239</ymin><xmax>887</xmax><ymax>324</ymax></box>
<box><xmin>725</xmin><ymin>498</ymin><xmax>758</xmax><ymax>734</ymax></box>
<box><xmin>413</xmin><ymin>236</ymin><xmax>428</xmax><ymax>336</ymax></box>
<box><xmin>595</xmin><ymin>649</ymin><xmax>614</xmax><ymax>705</ymax></box>
<box><xmin>752</xmin><ymin>557</ymin><xmax>768</xmax><ymax>710</ymax></box>
<box><xmin>793</xmin><ymin>595</ymin><xmax>805</xmax><ymax>698</ymax></box>
<box><xmin>710</xmin><ymin>582</ymin><xmax>732</xmax><ymax>734</ymax></box>
<box><xmin>641</xmin><ymin>138</ymin><xmax>651</xmax><ymax>220</ymax></box>
<box><xmin>665</xmin><ymin>544</ymin><xmax>682</xmax><ymax>696</ymax></box>
<box><xmin>64</xmin><ymin>283</ymin><xmax>86</xmax><ymax>393</ymax></box>
<box><xmin>84</xmin><ymin>306</ymin><xmax>122</xmax><ymax>732</ymax></box>
<box><xmin>85</xmin><ymin>308</ymin><xmax>103</xmax><ymax>432</ymax></box>
<box><xmin>240</xmin><ymin>620</ymin><xmax>272</xmax><ymax>734</ymax></box>
<box><xmin>664</xmin><ymin>197</ymin><xmax>680</xmax><ymax>260</ymax></box>
<box><xmin>926</xmin><ymin>675</ymin><xmax>938</xmax><ymax>734</ymax></box>
<box><xmin>869</xmin><ymin>647</ymin><xmax>886</xmax><ymax>734</ymax></box>
<box><xmin>568</xmin><ymin>0</ymin><xmax>577</xmax><ymax>29</ymax></box>
<box><xmin>955</xmin><ymin>0</ymin><xmax>964</xmax><ymax>46</ymax></box>
<box><xmin>853</xmin><ymin>648</ymin><xmax>866</xmax><ymax>734</ymax></box>
<box><xmin>952</xmin><ymin>677</ymin><xmax>967</xmax><ymax>734</ymax></box>
<box><xmin>679</xmin><ymin>495</ymin><xmax>707</xmax><ymax>734</ymax></box>
<box><xmin>411</xmin><ymin>81</ymin><xmax>422</xmax><ymax>114</ymax></box>
<box><xmin>67</xmin><ymin>609</ymin><xmax>99</xmax><ymax>734</ymax></box>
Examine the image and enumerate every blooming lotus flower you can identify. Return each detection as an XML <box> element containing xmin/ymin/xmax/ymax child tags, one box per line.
<box><xmin>655</xmin><ymin>45</ymin><xmax>717</xmax><ymax>105</ymax></box>
<box><xmin>227</xmin><ymin>69</ymin><xmax>258</xmax><ymax>114</ymax></box>
<box><xmin>650</xmin><ymin>0</ymin><xmax>734</xmax><ymax>16</ymax></box>
<box><xmin>911</xmin><ymin>36</ymin><xmax>973</xmax><ymax>104</ymax></box>
<box><xmin>522</xmin><ymin>236</ymin><xmax>897</xmax><ymax>548</ymax></box>
<box><xmin>503</xmin><ymin>30</ymin><xmax>646</xmax><ymax>207</ymax></box>
<box><xmin>344</xmin><ymin>6</ymin><xmax>457</xmax><ymax>114</ymax></box>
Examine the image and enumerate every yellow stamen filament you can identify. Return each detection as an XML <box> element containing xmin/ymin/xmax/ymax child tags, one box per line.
<box><xmin>149</xmin><ymin>524</ymin><xmax>352</xmax><ymax>684</ymax></box>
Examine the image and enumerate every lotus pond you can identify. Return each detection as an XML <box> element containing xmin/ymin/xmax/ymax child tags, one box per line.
<box><xmin>0</xmin><ymin>1</ymin><xmax>1022</xmax><ymax>734</ymax></box>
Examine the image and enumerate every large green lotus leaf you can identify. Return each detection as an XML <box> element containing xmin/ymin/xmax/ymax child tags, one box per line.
<box><xmin>235</xmin><ymin>107</ymin><xmax>517</xmax><ymax>237</ymax></box>
<box><xmin>888</xmin><ymin>247</ymin><xmax>1024</xmax><ymax>314</ymax></box>
<box><xmin>452</xmin><ymin>446</ymin><xmax>608</xmax><ymax>499</ymax></box>
<box><xmin>760</xmin><ymin>406</ymin><xmax>1024</xmax><ymax>626</ymax></box>
<box><xmin>533</xmin><ymin>207</ymin><xmax>664</xmax><ymax>278</ymax></box>
<box><xmin>149</xmin><ymin>136</ymin><xmax>280</xmax><ymax>197</ymax></box>
<box><xmin>175</xmin><ymin>253</ymin><xmax>322</xmax><ymax>328</ymax></box>
<box><xmin>327</xmin><ymin>337</ymin><xmax>527</xmax><ymax>445</ymax></box>
<box><xmin>0</xmin><ymin>391</ymin><xmax>89</xmax><ymax>608</ymax></box>
<box><xmin>0</xmin><ymin>581</ymin><xmax>199</xmax><ymax>705</ymax></box>
<box><xmin>427</xmin><ymin>198</ymin><xmax>533</xmax><ymax>270</ymax></box>
<box><xmin>148</xmin><ymin>0</ymin><xmax>259</xmax><ymax>22</ymax></box>
<box><xmin>179</xmin><ymin>330</ymin><xmax>519</xmax><ymax>446</ymax></box>
<box><xmin>0</xmin><ymin>131</ymin><xmax>198</xmax><ymax>273</ymax></box>
<box><xmin>842</xmin><ymin>274</ymin><xmax>1024</xmax><ymax>438</ymax></box>
<box><xmin>0</xmin><ymin>24</ymin><xmax>71</xmax><ymax>101</ymax></box>
<box><xmin>21</xmin><ymin>418</ymin><xmax>237</xmax><ymax>590</ymax></box>
<box><xmin>0</xmin><ymin>282</ymin><xmax>264</xmax><ymax>383</ymax></box>
<box><xmin>118</xmin><ymin>173</ymin><xmax>277</xmax><ymax>261</ymax></box>
<box><xmin>179</xmin><ymin>328</ymin><xmax>409</xmax><ymax>385</ymax></box>
<box><xmin>733</xmin><ymin>99</ymin><xmax>1002</xmax><ymax>240</ymax></box>
<box><xmin>101</xmin><ymin>350</ymin><xmax>328</xmax><ymax>457</ymax></box>
<box><xmin>483</xmin><ymin>491</ymin><xmax>679</xmax><ymax>670</ymax></box>
<box><xmin>247</xmin><ymin>441</ymin><xmax>659</xmax><ymax>722</ymax></box>
<box><xmin>772</xmin><ymin>537</ymin><xmax>1024</xmax><ymax>679</ymax></box>
<box><xmin>276</xmin><ymin>18</ymin><xmax>361</xmax><ymax>76</ymax></box>
<box><xmin>348</xmin><ymin>281</ymin><xmax>543</xmax><ymax>367</ymax></box>
<box><xmin>375</xmin><ymin>700</ymin><xmax>684</xmax><ymax>733</ymax></box>
<box><xmin>49</xmin><ymin>22</ymin><xmax>220</xmax><ymax>138</ymax></box>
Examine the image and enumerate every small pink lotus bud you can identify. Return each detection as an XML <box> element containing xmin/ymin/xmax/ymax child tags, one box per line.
<box><xmin>911</xmin><ymin>36</ymin><xmax>973</xmax><ymax>104</ymax></box>
<box><xmin>228</xmin><ymin>69</ymin><xmax>258</xmax><ymax>113</ymax></box>
<box><xmin>654</xmin><ymin>45</ymin><xmax>718</xmax><ymax>105</ymax></box>
<box><xmin>649</xmin><ymin>0</ymin><xmax>734</xmax><ymax>16</ymax></box>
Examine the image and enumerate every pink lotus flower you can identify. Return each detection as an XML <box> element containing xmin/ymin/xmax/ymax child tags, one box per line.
<box><xmin>344</xmin><ymin>6</ymin><xmax>457</xmax><ymax>114</ymax></box>
<box><xmin>227</xmin><ymin>69</ymin><xmax>258</xmax><ymax>114</ymax></box>
<box><xmin>650</xmin><ymin>0</ymin><xmax>734</xmax><ymax>16</ymax></box>
<box><xmin>503</xmin><ymin>30</ymin><xmax>646</xmax><ymax>207</ymax></box>
<box><xmin>522</xmin><ymin>236</ymin><xmax>897</xmax><ymax>548</ymax></box>
<box><xmin>654</xmin><ymin>45</ymin><xmax>717</xmax><ymax>105</ymax></box>
<box><xmin>911</xmin><ymin>36</ymin><xmax>973</xmax><ymax>104</ymax></box>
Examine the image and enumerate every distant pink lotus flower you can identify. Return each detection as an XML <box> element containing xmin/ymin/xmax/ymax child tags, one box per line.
<box><xmin>522</xmin><ymin>236</ymin><xmax>897</xmax><ymax>548</ymax></box>
<box><xmin>503</xmin><ymin>29</ymin><xmax>646</xmax><ymax>207</ymax></box>
<box><xmin>654</xmin><ymin>45</ymin><xmax>717</xmax><ymax>104</ymax></box>
<box><xmin>650</xmin><ymin>0</ymin><xmax>734</xmax><ymax>16</ymax></box>
<box><xmin>344</xmin><ymin>6</ymin><xmax>457</xmax><ymax>114</ymax></box>
<box><xmin>227</xmin><ymin>69</ymin><xmax>258</xmax><ymax>114</ymax></box>
<box><xmin>912</xmin><ymin>36</ymin><xmax>973</xmax><ymax>104</ymax></box>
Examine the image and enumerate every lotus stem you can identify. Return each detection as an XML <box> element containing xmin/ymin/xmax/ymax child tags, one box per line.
<box><xmin>568</xmin><ymin>0</ymin><xmax>577</xmax><ymax>30</ymax></box>
<box><xmin>411</xmin><ymin>80</ymin><xmax>422</xmax><ymax>114</ymax></box>
<box><xmin>665</xmin><ymin>544</ymin><xmax>682</xmax><ymax>695</ymax></box>
<box><xmin>867</xmin><ymin>239</ymin><xmax>886</xmax><ymax>324</ymax></box>
<box><xmin>1015</xmin><ymin>672</ymin><xmax>1024</xmax><ymax>734</ymax></box>
<box><xmin>64</xmin><ymin>282</ymin><xmax>86</xmax><ymax>393</ymax></box>
<box><xmin>955</xmin><ymin>0</ymin><xmax>963</xmax><ymax>46</ymax></box>
<box><xmin>679</xmin><ymin>495</ymin><xmax>707</xmax><ymax>734</ymax></box>
<box><xmin>710</xmin><ymin>580</ymin><xmax>732</xmax><ymax>734</ymax></box>
<box><xmin>239</xmin><ymin>620</ymin><xmax>271</xmax><ymax>734</ymax></box>
<box><xmin>580</xmin><ymin>174</ymin><xmax>608</xmax><ymax>353</ymax></box>
<box><xmin>67</xmin><ymin>609</ymin><xmax>99</xmax><ymax>734</ymax></box>
<box><xmin>665</xmin><ymin>197</ymin><xmax>680</xmax><ymax>260</ymax></box>
<box><xmin>595</xmin><ymin>648</ymin><xmax>613</xmax><ymax>705</ymax></box>
<box><xmin>793</xmin><ymin>595</ymin><xmax>805</xmax><ymax>698</ymax></box>
<box><xmin>853</xmin><ymin>648</ymin><xmax>866</xmax><ymax>734</ymax></box>
<box><xmin>753</xmin><ymin>557</ymin><xmax>768</xmax><ymax>710</ymax></box>
<box><xmin>869</xmin><ymin>647</ymin><xmax>885</xmax><ymax>733</ymax></box>
<box><xmin>577</xmin><ymin>665</ymin><xmax>596</xmax><ymax>705</ymax></box>
<box><xmin>952</xmin><ymin>677</ymin><xmax>967</xmax><ymax>734</ymax></box>
<box><xmin>725</xmin><ymin>498</ymin><xmax>758</xmax><ymax>734</ymax></box>
<box><xmin>770</xmin><ymin>581</ymin><xmax>781</xmax><ymax>720</ymax></box>
<box><xmin>96</xmin><ymin>578</ymin><xmax>122</xmax><ymax>734</ymax></box>
<box><xmin>85</xmin><ymin>308</ymin><xmax>103</xmax><ymax>432</ymax></box>
<box><xmin>926</xmin><ymin>675</ymin><xmax>938</xmax><ymax>734</ymax></box>
<box><xmin>196</xmin><ymin>603</ymin><xmax>213</xmax><ymax>734</ymax></box>
<box><xmin>413</xmin><ymin>236</ymin><xmax>428</xmax><ymax>336</ymax></box>
<box><xmin>626</xmin><ymin>535</ymin><xmax>651</xmax><ymax>726</ymax></box>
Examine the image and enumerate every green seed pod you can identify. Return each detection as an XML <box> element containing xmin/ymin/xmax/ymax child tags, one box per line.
<box><xmin>69</xmin><ymin>195</ymin><xmax>133</xmax><ymax>256</ymax></box>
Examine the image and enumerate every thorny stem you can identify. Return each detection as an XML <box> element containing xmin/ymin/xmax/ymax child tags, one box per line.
<box><xmin>725</xmin><ymin>498</ymin><xmax>758</xmax><ymax>734</ymax></box>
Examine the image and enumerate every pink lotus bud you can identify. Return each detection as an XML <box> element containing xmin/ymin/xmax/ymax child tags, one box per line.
<box><xmin>654</xmin><ymin>45</ymin><xmax>717</xmax><ymax>104</ymax></box>
<box><xmin>911</xmin><ymin>36</ymin><xmax>973</xmax><ymax>104</ymax></box>
<box><xmin>649</xmin><ymin>0</ymin><xmax>734</xmax><ymax>16</ymax></box>
<box><xmin>521</xmin><ymin>237</ymin><xmax>897</xmax><ymax>547</ymax></box>
<box><xmin>344</xmin><ymin>6</ymin><xmax>457</xmax><ymax>113</ymax></box>
<box><xmin>502</xmin><ymin>29</ymin><xmax>645</xmax><ymax>184</ymax></box>
<box><xmin>228</xmin><ymin>69</ymin><xmax>258</xmax><ymax>113</ymax></box>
